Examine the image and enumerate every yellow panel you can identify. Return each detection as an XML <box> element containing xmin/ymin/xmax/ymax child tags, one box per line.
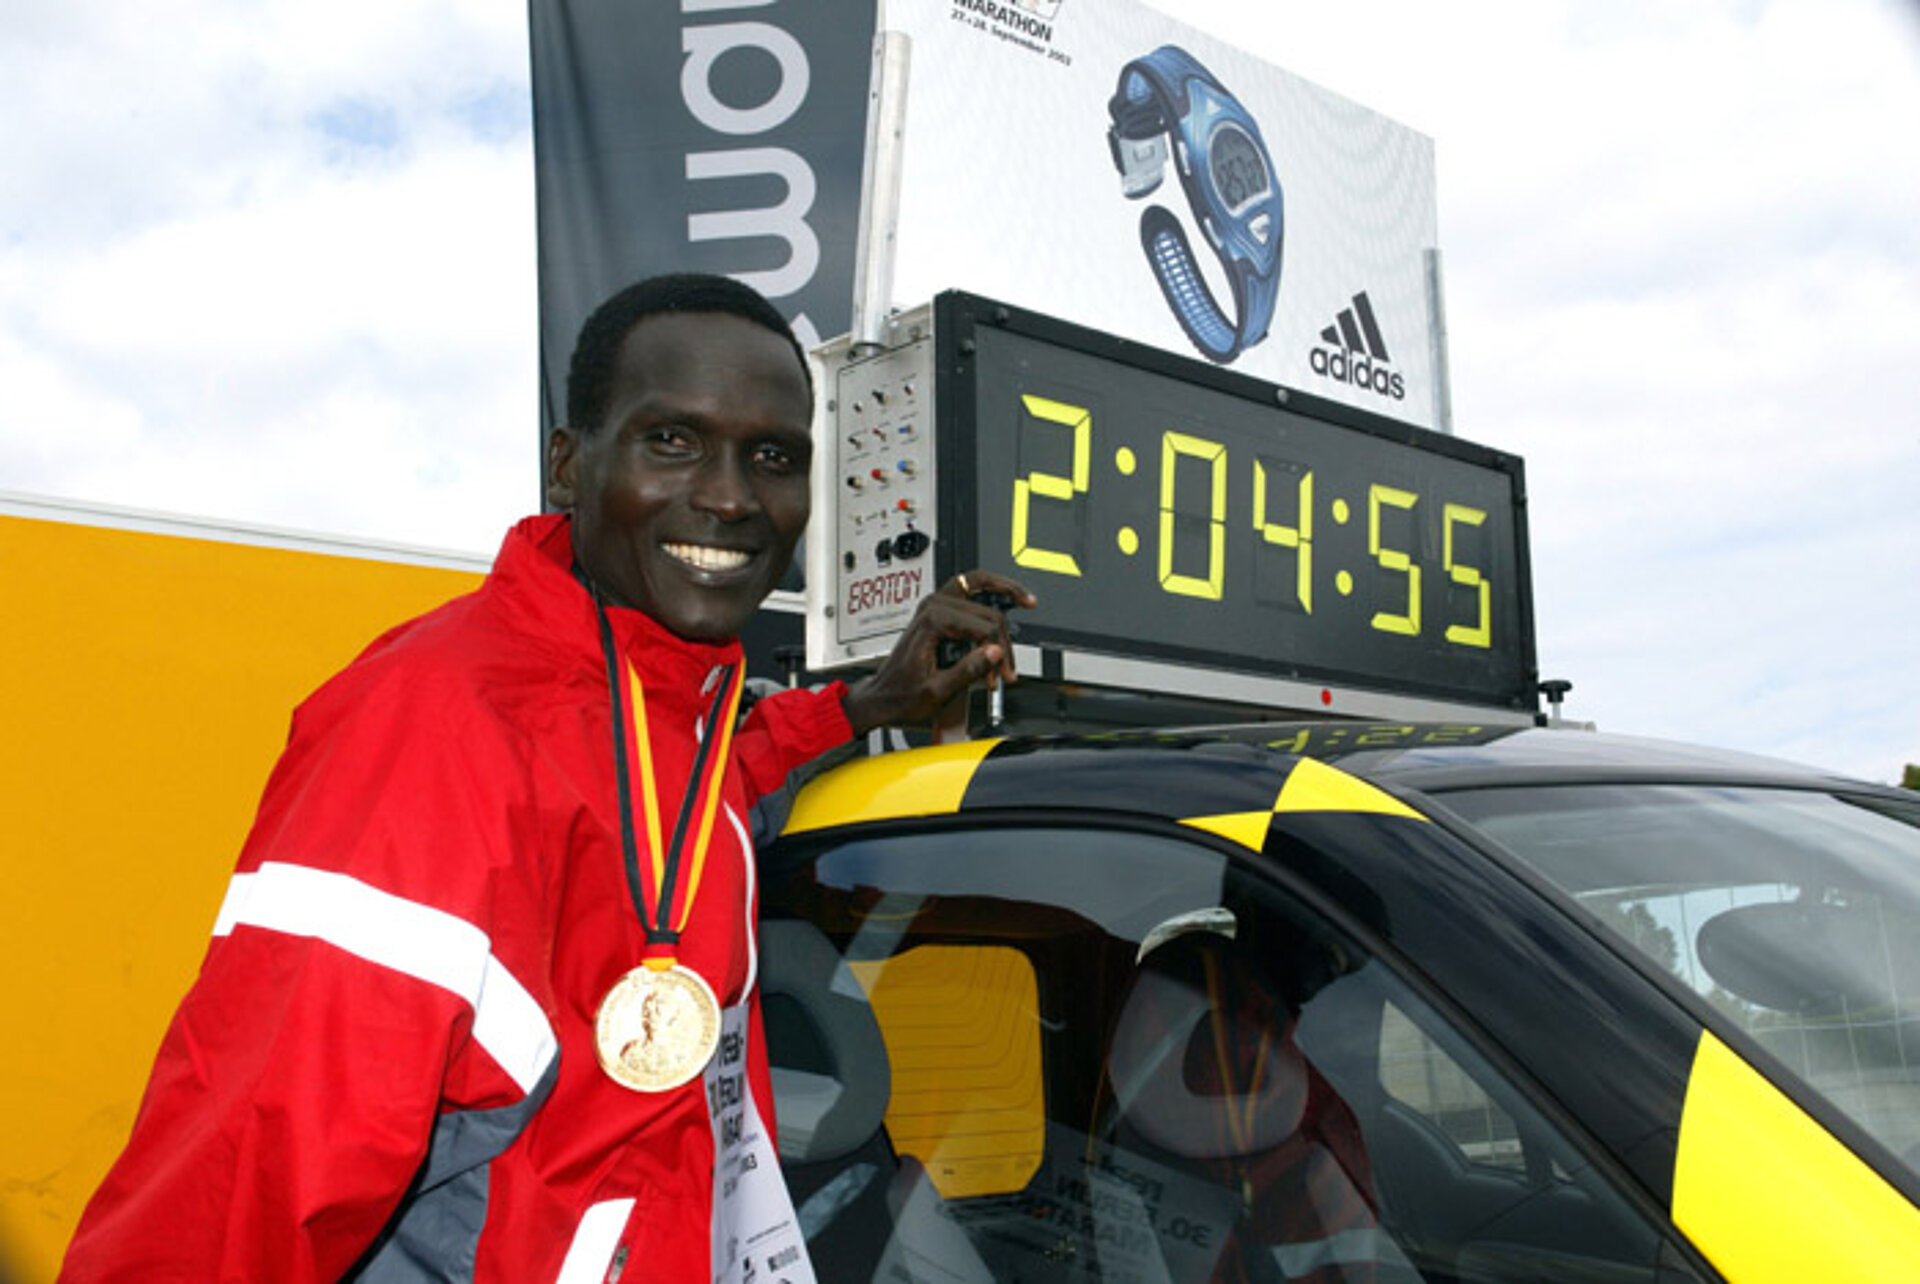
<box><xmin>1273</xmin><ymin>756</ymin><xmax>1425</xmax><ymax>821</ymax></box>
<box><xmin>1673</xmin><ymin>1030</ymin><xmax>1920</xmax><ymax>1281</ymax></box>
<box><xmin>782</xmin><ymin>737</ymin><xmax>999</xmax><ymax>834</ymax></box>
<box><xmin>849</xmin><ymin>946</ymin><xmax>1045</xmax><ymax>1199</ymax></box>
<box><xmin>0</xmin><ymin>514</ymin><xmax>480</xmax><ymax>1279</ymax></box>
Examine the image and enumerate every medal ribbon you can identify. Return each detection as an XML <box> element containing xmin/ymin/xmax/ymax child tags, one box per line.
<box><xmin>594</xmin><ymin>596</ymin><xmax>746</xmax><ymax>970</ymax></box>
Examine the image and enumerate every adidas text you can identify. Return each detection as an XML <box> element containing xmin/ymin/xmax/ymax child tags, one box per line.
<box><xmin>1309</xmin><ymin>347</ymin><xmax>1405</xmax><ymax>400</ymax></box>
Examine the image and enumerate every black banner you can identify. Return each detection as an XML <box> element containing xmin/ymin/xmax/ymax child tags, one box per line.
<box><xmin>529</xmin><ymin>0</ymin><xmax>879</xmax><ymax>451</ymax></box>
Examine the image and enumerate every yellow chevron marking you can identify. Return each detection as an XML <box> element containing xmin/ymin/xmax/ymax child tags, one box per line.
<box><xmin>1674</xmin><ymin>1030</ymin><xmax>1920</xmax><ymax>1280</ymax></box>
<box><xmin>1181</xmin><ymin>812</ymin><xmax>1273</xmax><ymax>851</ymax></box>
<box><xmin>1272</xmin><ymin>757</ymin><xmax>1425</xmax><ymax>820</ymax></box>
<box><xmin>782</xmin><ymin>738</ymin><xmax>1001</xmax><ymax>835</ymax></box>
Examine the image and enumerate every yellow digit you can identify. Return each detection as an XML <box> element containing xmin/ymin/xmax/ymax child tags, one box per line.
<box><xmin>1265</xmin><ymin>727</ymin><xmax>1312</xmax><ymax>754</ymax></box>
<box><xmin>1159</xmin><ymin>431</ymin><xmax>1227</xmax><ymax>600</ymax></box>
<box><xmin>1254</xmin><ymin>460</ymin><xmax>1313</xmax><ymax>613</ymax></box>
<box><xmin>1444</xmin><ymin>504</ymin><xmax>1492</xmax><ymax>648</ymax></box>
<box><xmin>1369</xmin><ymin>484</ymin><xmax>1420</xmax><ymax>636</ymax></box>
<box><xmin>1011</xmin><ymin>394</ymin><xmax>1090</xmax><ymax>577</ymax></box>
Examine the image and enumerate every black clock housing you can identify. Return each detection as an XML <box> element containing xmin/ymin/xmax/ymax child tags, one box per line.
<box><xmin>928</xmin><ymin>291</ymin><xmax>1538</xmax><ymax>713</ymax></box>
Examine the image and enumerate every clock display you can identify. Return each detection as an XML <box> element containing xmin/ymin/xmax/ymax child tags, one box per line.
<box><xmin>1207</xmin><ymin>122</ymin><xmax>1270</xmax><ymax>215</ymax></box>
<box><xmin>934</xmin><ymin>295</ymin><xmax>1537</xmax><ymax>711</ymax></box>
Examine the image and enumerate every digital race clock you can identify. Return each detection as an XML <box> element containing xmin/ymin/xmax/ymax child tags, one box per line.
<box><xmin>807</xmin><ymin>292</ymin><xmax>1538</xmax><ymax>715</ymax></box>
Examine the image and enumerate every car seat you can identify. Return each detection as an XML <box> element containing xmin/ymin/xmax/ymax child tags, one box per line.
<box><xmin>760</xmin><ymin>918</ymin><xmax>899</xmax><ymax>1278</ymax></box>
<box><xmin>1103</xmin><ymin>916</ymin><xmax>1406</xmax><ymax>1283</ymax></box>
<box><xmin>760</xmin><ymin>918</ymin><xmax>996</xmax><ymax>1283</ymax></box>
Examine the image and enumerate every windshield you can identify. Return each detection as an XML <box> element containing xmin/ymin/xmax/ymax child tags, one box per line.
<box><xmin>1443</xmin><ymin>783</ymin><xmax>1920</xmax><ymax>1174</ymax></box>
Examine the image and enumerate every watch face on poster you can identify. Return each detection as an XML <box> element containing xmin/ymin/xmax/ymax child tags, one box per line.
<box><xmin>1208</xmin><ymin>123</ymin><xmax>1271</xmax><ymax>217</ymax></box>
<box><xmin>935</xmin><ymin>294</ymin><xmax>1537</xmax><ymax>712</ymax></box>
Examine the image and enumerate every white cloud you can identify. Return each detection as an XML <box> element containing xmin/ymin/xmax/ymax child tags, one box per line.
<box><xmin>1170</xmin><ymin>0</ymin><xmax>1920</xmax><ymax>779</ymax></box>
<box><xmin>2</xmin><ymin>0</ymin><xmax>537</xmax><ymax>551</ymax></box>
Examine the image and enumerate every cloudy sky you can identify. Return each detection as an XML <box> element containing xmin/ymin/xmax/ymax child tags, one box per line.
<box><xmin>4</xmin><ymin>0</ymin><xmax>1917</xmax><ymax>783</ymax></box>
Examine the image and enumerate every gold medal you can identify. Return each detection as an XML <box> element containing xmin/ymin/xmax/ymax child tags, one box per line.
<box><xmin>590</xmin><ymin>598</ymin><xmax>748</xmax><ymax>1094</ymax></box>
<box><xmin>594</xmin><ymin>962</ymin><xmax>723</xmax><ymax>1092</ymax></box>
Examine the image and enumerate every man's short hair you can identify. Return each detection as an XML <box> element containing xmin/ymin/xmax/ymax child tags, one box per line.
<box><xmin>564</xmin><ymin>273</ymin><xmax>813</xmax><ymax>435</ymax></box>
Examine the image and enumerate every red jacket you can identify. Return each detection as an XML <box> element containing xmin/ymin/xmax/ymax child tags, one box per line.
<box><xmin>62</xmin><ymin>513</ymin><xmax>852</xmax><ymax>1282</ymax></box>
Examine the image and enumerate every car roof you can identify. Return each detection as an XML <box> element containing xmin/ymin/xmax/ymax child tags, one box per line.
<box><xmin>776</xmin><ymin>721</ymin><xmax>1908</xmax><ymax>842</ymax></box>
<box><xmin>1139</xmin><ymin>722</ymin><xmax>1893</xmax><ymax>795</ymax></box>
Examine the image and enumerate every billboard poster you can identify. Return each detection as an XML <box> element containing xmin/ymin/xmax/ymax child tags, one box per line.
<box><xmin>885</xmin><ymin>1</ymin><xmax>1442</xmax><ymax>429</ymax></box>
<box><xmin>528</xmin><ymin>1</ymin><xmax>1440</xmax><ymax>437</ymax></box>
<box><xmin>528</xmin><ymin>0</ymin><xmax>879</xmax><ymax>445</ymax></box>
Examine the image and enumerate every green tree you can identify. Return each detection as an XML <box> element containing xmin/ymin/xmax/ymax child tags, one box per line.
<box><xmin>1589</xmin><ymin>899</ymin><xmax>1679</xmax><ymax>974</ymax></box>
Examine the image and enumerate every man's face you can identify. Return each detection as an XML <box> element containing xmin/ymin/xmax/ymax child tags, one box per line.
<box><xmin>547</xmin><ymin>310</ymin><xmax>812</xmax><ymax>642</ymax></box>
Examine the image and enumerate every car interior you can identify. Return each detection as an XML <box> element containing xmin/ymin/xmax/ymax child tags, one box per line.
<box><xmin>761</xmin><ymin>824</ymin><xmax>1705</xmax><ymax>1282</ymax></box>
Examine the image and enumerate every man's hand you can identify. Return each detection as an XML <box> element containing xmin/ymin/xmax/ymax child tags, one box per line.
<box><xmin>840</xmin><ymin>571</ymin><xmax>1036</xmax><ymax>735</ymax></box>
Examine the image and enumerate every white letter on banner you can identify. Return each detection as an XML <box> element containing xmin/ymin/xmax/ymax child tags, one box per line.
<box><xmin>682</xmin><ymin>22</ymin><xmax>810</xmax><ymax>136</ymax></box>
<box><xmin>686</xmin><ymin>148</ymin><xmax>820</xmax><ymax>299</ymax></box>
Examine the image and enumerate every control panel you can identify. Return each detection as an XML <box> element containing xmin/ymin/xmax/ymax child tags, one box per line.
<box><xmin>808</xmin><ymin>310</ymin><xmax>939</xmax><ymax>671</ymax></box>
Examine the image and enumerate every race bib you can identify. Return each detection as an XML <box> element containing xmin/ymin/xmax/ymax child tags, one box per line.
<box><xmin>707</xmin><ymin>1003</ymin><xmax>817</xmax><ymax>1284</ymax></box>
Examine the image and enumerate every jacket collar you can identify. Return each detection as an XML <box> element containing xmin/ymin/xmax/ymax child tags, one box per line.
<box><xmin>491</xmin><ymin>513</ymin><xmax>747</xmax><ymax>703</ymax></box>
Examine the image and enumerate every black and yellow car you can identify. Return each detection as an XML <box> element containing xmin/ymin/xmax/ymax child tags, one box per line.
<box><xmin>755</xmin><ymin>721</ymin><xmax>1920</xmax><ymax>1283</ymax></box>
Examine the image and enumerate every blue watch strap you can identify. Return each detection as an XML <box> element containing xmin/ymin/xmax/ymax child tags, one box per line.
<box><xmin>1140</xmin><ymin>206</ymin><xmax>1240</xmax><ymax>362</ymax></box>
<box><xmin>1127</xmin><ymin>45</ymin><xmax>1209</xmax><ymax>115</ymax></box>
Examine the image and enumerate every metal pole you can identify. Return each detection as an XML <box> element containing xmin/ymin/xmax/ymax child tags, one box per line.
<box><xmin>850</xmin><ymin>27</ymin><xmax>911</xmax><ymax>354</ymax></box>
<box><xmin>1424</xmin><ymin>246</ymin><xmax>1455</xmax><ymax>436</ymax></box>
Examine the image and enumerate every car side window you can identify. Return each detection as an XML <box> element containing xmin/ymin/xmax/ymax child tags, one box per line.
<box><xmin>762</xmin><ymin>823</ymin><xmax>1711</xmax><ymax>1282</ymax></box>
<box><xmin>1377</xmin><ymin>1001</ymin><xmax>1526</xmax><ymax>1175</ymax></box>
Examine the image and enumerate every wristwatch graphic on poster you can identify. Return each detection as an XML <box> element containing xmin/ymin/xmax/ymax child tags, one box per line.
<box><xmin>1106</xmin><ymin>45</ymin><xmax>1282</xmax><ymax>364</ymax></box>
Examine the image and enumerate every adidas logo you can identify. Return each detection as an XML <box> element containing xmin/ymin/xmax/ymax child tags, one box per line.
<box><xmin>1308</xmin><ymin>292</ymin><xmax>1405</xmax><ymax>401</ymax></box>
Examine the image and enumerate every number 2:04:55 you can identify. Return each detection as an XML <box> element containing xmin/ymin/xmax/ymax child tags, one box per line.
<box><xmin>1007</xmin><ymin>393</ymin><xmax>1495</xmax><ymax>649</ymax></box>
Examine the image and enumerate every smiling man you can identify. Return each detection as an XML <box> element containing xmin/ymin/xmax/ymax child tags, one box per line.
<box><xmin>61</xmin><ymin>274</ymin><xmax>1029</xmax><ymax>1283</ymax></box>
<box><xmin>547</xmin><ymin>290</ymin><xmax>813</xmax><ymax>644</ymax></box>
